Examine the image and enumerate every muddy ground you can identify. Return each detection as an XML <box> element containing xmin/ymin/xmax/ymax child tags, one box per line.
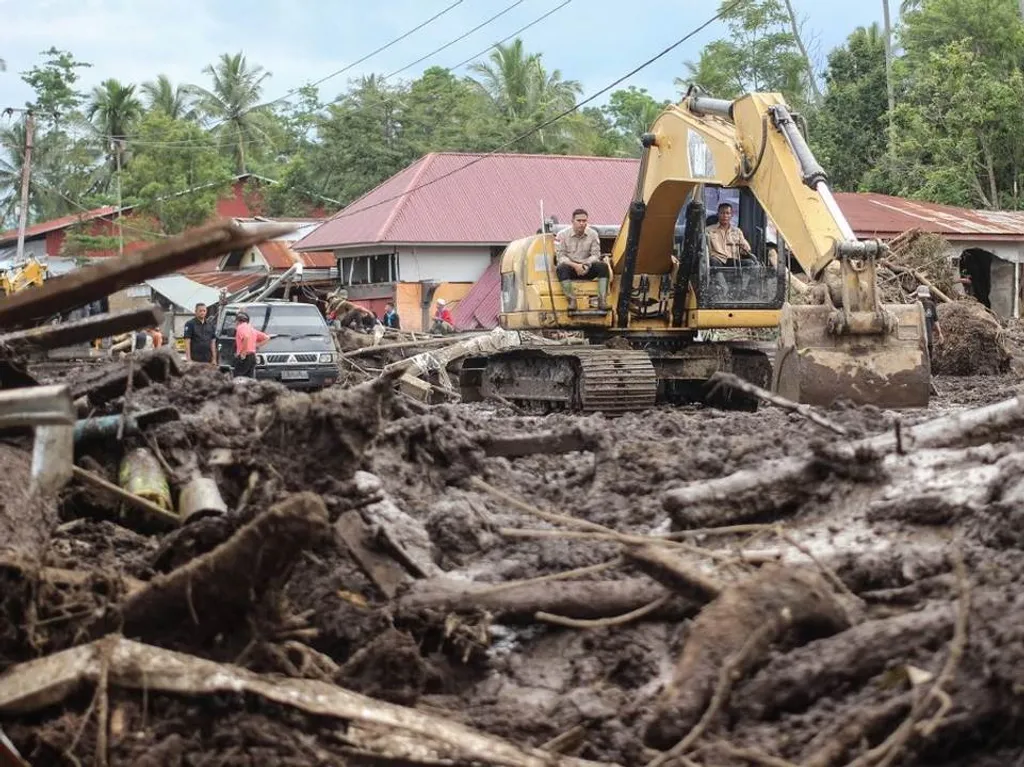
<box><xmin>1</xmin><ymin>327</ymin><xmax>1024</xmax><ymax>766</ymax></box>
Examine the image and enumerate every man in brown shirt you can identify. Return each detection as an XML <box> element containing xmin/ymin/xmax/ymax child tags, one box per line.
<box><xmin>554</xmin><ymin>208</ymin><xmax>610</xmax><ymax>311</ymax></box>
<box><xmin>707</xmin><ymin>202</ymin><xmax>752</xmax><ymax>264</ymax></box>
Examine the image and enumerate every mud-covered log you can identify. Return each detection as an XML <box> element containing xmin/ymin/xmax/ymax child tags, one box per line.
<box><xmin>734</xmin><ymin>603</ymin><xmax>956</xmax><ymax>720</ymax></box>
<box><xmin>397</xmin><ymin>577</ymin><xmax>696</xmax><ymax>624</ymax></box>
<box><xmin>0</xmin><ymin>444</ymin><xmax>58</xmax><ymax>561</ymax></box>
<box><xmin>0</xmin><ymin>637</ymin><xmax>607</xmax><ymax>767</ymax></box>
<box><xmin>117</xmin><ymin>492</ymin><xmax>330</xmax><ymax>637</ymax></box>
<box><xmin>482</xmin><ymin>428</ymin><xmax>605</xmax><ymax>458</ymax></box>
<box><xmin>664</xmin><ymin>395</ymin><xmax>1024</xmax><ymax>528</ymax></box>
<box><xmin>623</xmin><ymin>544</ymin><xmax>723</xmax><ymax>602</ymax></box>
<box><xmin>644</xmin><ymin>565</ymin><xmax>851</xmax><ymax>750</ymax></box>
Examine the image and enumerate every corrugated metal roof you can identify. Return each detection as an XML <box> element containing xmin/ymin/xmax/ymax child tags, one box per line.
<box><xmin>835</xmin><ymin>192</ymin><xmax>1024</xmax><ymax>240</ymax></box>
<box><xmin>188</xmin><ymin>270</ymin><xmax>267</xmax><ymax>294</ymax></box>
<box><xmin>257</xmin><ymin>240</ymin><xmax>299</xmax><ymax>269</ymax></box>
<box><xmin>293</xmin><ymin>152</ymin><xmax>640</xmax><ymax>251</ymax></box>
<box><xmin>0</xmin><ymin>206</ymin><xmax>122</xmax><ymax>244</ymax></box>
<box><xmin>452</xmin><ymin>260</ymin><xmax>501</xmax><ymax>331</ymax></box>
<box><xmin>146</xmin><ymin>275</ymin><xmax>222</xmax><ymax>309</ymax></box>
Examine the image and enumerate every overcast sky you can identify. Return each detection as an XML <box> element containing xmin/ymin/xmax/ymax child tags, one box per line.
<box><xmin>0</xmin><ymin>0</ymin><xmax>887</xmax><ymax>115</ymax></box>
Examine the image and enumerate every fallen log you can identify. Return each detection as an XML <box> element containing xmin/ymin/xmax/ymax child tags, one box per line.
<box><xmin>70</xmin><ymin>347</ymin><xmax>183</xmax><ymax>405</ymax></box>
<box><xmin>663</xmin><ymin>395</ymin><xmax>1024</xmax><ymax>528</ymax></box>
<box><xmin>0</xmin><ymin>637</ymin><xmax>610</xmax><ymax>767</ymax></box>
<box><xmin>0</xmin><ymin>220</ymin><xmax>295</xmax><ymax>329</ymax></box>
<box><xmin>482</xmin><ymin>428</ymin><xmax>606</xmax><ymax>458</ymax></box>
<box><xmin>643</xmin><ymin>565</ymin><xmax>851</xmax><ymax>751</ymax></box>
<box><xmin>0</xmin><ymin>306</ymin><xmax>163</xmax><ymax>352</ymax></box>
<box><xmin>116</xmin><ymin>492</ymin><xmax>330</xmax><ymax>638</ymax></box>
<box><xmin>396</xmin><ymin>577</ymin><xmax>696</xmax><ymax>624</ymax></box>
<box><xmin>734</xmin><ymin>602</ymin><xmax>956</xmax><ymax>720</ymax></box>
<box><xmin>623</xmin><ymin>544</ymin><xmax>723</xmax><ymax>602</ymax></box>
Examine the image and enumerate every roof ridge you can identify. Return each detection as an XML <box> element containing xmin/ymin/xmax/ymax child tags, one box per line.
<box><xmin>376</xmin><ymin>153</ymin><xmax>438</xmax><ymax>241</ymax></box>
<box><xmin>429</xmin><ymin>151</ymin><xmax>638</xmax><ymax>163</ymax></box>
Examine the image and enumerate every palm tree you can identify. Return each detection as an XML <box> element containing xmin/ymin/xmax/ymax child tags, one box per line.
<box><xmin>87</xmin><ymin>79</ymin><xmax>143</xmax><ymax>177</ymax></box>
<box><xmin>0</xmin><ymin>121</ymin><xmax>32</xmax><ymax>225</ymax></box>
<box><xmin>469</xmin><ymin>38</ymin><xmax>581</xmax><ymax>121</ymax></box>
<box><xmin>141</xmin><ymin>74</ymin><xmax>196</xmax><ymax>120</ymax></box>
<box><xmin>192</xmin><ymin>52</ymin><xmax>273</xmax><ymax>174</ymax></box>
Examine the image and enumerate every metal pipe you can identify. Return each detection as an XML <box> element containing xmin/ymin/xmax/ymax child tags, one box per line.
<box><xmin>769</xmin><ymin>105</ymin><xmax>827</xmax><ymax>189</ymax></box>
<box><xmin>251</xmin><ymin>262</ymin><xmax>303</xmax><ymax>302</ymax></box>
<box><xmin>688</xmin><ymin>96</ymin><xmax>734</xmax><ymax>120</ymax></box>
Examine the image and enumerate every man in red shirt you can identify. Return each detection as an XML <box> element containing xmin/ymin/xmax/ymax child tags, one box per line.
<box><xmin>233</xmin><ymin>311</ymin><xmax>270</xmax><ymax>378</ymax></box>
<box><xmin>431</xmin><ymin>298</ymin><xmax>455</xmax><ymax>334</ymax></box>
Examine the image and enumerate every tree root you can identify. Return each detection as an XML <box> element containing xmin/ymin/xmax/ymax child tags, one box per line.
<box><xmin>396</xmin><ymin>577</ymin><xmax>697</xmax><ymax>625</ymax></box>
<box><xmin>643</xmin><ymin>565</ymin><xmax>851</xmax><ymax>750</ymax></box>
<box><xmin>734</xmin><ymin>603</ymin><xmax>955</xmax><ymax>720</ymax></box>
<box><xmin>115</xmin><ymin>492</ymin><xmax>331</xmax><ymax>639</ymax></box>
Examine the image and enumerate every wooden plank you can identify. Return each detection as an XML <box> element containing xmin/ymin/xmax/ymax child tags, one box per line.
<box><xmin>0</xmin><ymin>306</ymin><xmax>163</xmax><ymax>351</ymax></box>
<box><xmin>0</xmin><ymin>220</ymin><xmax>295</xmax><ymax>329</ymax></box>
<box><xmin>335</xmin><ymin>510</ymin><xmax>411</xmax><ymax>599</ymax></box>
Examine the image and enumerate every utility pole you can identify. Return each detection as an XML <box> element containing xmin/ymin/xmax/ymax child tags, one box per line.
<box><xmin>881</xmin><ymin>0</ymin><xmax>895</xmax><ymax>147</ymax></box>
<box><xmin>113</xmin><ymin>138</ymin><xmax>124</xmax><ymax>258</ymax></box>
<box><xmin>15</xmin><ymin>109</ymin><xmax>35</xmax><ymax>263</ymax></box>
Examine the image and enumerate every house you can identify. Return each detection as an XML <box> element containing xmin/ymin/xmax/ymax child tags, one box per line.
<box><xmin>295</xmin><ymin>152</ymin><xmax>1024</xmax><ymax>325</ymax></box>
<box><xmin>292</xmin><ymin>152</ymin><xmax>640</xmax><ymax>331</ymax></box>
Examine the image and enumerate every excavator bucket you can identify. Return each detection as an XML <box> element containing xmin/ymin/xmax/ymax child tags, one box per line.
<box><xmin>774</xmin><ymin>302</ymin><xmax>931</xmax><ymax>409</ymax></box>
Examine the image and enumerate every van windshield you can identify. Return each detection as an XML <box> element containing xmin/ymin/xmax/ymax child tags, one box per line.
<box><xmin>265</xmin><ymin>305</ymin><xmax>328</xmax><ymax>337</ymax></box>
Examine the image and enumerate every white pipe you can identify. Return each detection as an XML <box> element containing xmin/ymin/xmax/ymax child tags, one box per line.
<box><xmin>815</xmin><ymin>182</ymin><xmax>857</xmax><ymax>242</ymax></box>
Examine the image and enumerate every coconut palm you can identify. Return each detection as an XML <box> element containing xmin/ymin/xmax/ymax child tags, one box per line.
<box><xmin>86</xmin><ymin>79</ymin><xmax>143</xmax><ymax>180</ymax></box>
<box><xmin>191</xmin><ymin>52</ymin><xmax>273</xmax><ymax>174</ymax></box>
<box><xmin>468</xmin><ymin>38</ymin><xmax>581</xmax><ymax>122</ymax></box>
<box><xmin>141</xmin><ymin>74</ymin><xmax>196</xmax><ymax>121</ymax></box>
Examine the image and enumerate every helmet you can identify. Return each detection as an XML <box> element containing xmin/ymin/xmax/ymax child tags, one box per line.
<box><xmin>436</xmin><ymin>298</ymin><xmax>447</xmax><ymax>306</ymax></box>
<box><xmin>916</xmin><ymin>285</ymin><xmax>930</xmax><ymax>297</ymax></box>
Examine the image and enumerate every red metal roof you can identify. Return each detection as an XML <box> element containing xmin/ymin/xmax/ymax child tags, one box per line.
<box><xmin>835</xmin><ymin>192</ymin><xmax>1024</xmax><ymax>241</ymax></box>
<box><xmin>293</xmin><ymin>152</ymin><xmax>641</xmax><ymax>251</ymax></box>
<box><xmin>257</xmin><ymin>240</ymin><xmax>299</xmax><ymax>269</ymax></box>
<box><xmin>0</xmin><ymin>206</ymin><xmax>121</xmax><ymax>244</ymax></box>
<box><xmin>452</xmin><ymin>260</ymin><xmax>501</xmax><ymax>331</ymax></box>
<box><xmin>300</xmin><ymin>250</ymin><xmax>335</xmax><ymax>268</ymax></box>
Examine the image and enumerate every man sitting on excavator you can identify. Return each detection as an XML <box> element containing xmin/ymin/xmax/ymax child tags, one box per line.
<box><xmin>706</xmin><ymin>202</ymin><xmax>754</xmax><ymax>296</ymax></box>
<box><xmin>555</xmin><ymin>208</ymin><xmax>609</xmax><ymax>311</ymax></box>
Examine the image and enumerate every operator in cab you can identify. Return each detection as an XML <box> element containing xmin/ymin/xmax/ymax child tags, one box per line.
<box><xmin>707</xmin><ymin>201</ymin><xmax>753</xmax><ymax>295</ymax></box>
<box><xmin>555</xmin><ymin>208</ymin><xmax>609</xmax><ymax>311</ymax></box>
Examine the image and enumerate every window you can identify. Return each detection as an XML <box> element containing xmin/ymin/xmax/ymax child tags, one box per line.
<box><xmin>341</xmin><ymin>253</ymin><xmax>399</xmax><ymax>285</ymax></box>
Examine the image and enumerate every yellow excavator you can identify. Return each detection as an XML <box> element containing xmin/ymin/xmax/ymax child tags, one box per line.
<box><xmin>460</xmin><ymin>90</ymin><xmax>930</xmax><ymax>413</ymax></box>
<box><xmin>0</xmin><ymin>257</ymin><xmax>47</xmax><ymax>296</ymax></box>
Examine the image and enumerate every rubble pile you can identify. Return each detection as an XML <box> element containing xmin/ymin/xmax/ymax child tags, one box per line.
<box><xmin>932</xmin><ymin>299</ymin><xmax>1012</xmax><ymax>376</ymax></box>
<box><xmin>0</xmin><ymin>345</ymin><xmax>1023</xmax><ymax>766</ymax></box>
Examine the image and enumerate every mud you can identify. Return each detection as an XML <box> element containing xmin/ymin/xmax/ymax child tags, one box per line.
<box><xmin>2</xmin><ymin>348</ymin><xmax>1024</xmax><ymax>766</ymax></box>
<box><xmin>933</xmin><ymin>299</ymin><xmax>1012</xmax><ymax>376</ymax></box>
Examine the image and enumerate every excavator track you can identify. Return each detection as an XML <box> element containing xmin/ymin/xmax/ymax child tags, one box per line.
<box><xmin>463</xmin><ymin>346</ymin><xmax>657</xmax><ymax>414</ymax></box>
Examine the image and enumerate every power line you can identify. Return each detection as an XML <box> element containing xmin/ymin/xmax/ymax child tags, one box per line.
<box><xmin>384</xmin><ymin>0</ymin><xmax>527</xmax><ymax>80</ymax></box>
<box><xmin>321</xmin><ymin>0</ymin><xmax>745</xmax><ymax>225</ymax></box>
<box><xmin>448</xmin><ymin>0</ymin><xmax>571</xmax><ymax>71</ymax></box>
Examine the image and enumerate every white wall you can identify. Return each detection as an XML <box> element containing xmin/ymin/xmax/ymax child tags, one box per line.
<box><xmin>397</xmin><ymin>245</ymin><xmax>491</xmax><ymax>283</ymax></box>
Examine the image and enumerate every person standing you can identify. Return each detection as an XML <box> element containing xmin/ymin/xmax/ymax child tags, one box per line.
<box><xmin>182</xmin><ymin>303</ymin><xmax>217</xmax><ymax>364</ymax></box>
<box><xmin>233</xmin><ymin>311</ymin><xmax>270</xmax><ymax>378</ymax></box>
<box><xmin>382</xmin><ymin>302</ymin><xmax>401</xmax><ymax>329</ymax></box>
<box><xmin>916</xmin><ymin>285</ymin><xmax>945</xmax><ymax>360</ymax></box>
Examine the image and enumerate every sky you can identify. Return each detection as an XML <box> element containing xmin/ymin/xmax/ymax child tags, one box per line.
<box><xmin>0</xmin><ymin>0</ymin><xmax>889</xmax><ymax>117</ymax></box>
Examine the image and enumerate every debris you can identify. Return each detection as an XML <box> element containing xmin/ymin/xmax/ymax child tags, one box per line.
<box><xmin>0</xmin><ymin>637</ymin><xmax>608</xmax><ymax>767</ymax></box>
<box><xmin>933</xmin><ymin>299</ymin><xmax>1011</xmax><ymax>376</ymax></box>
<box><xmin>116</xmin><ymin>493</ymin><xmax>329</xmax><ymax>639</ymax></box>
<box><xmin>176</xmin><ymin>476</ymin><xmax>227</xmax><ymax>522</ymax></box>
<box><xmin>0</xmin><ymin>220</ymin><xmax>295</xmax><ymax>329</ymax></box>
<box><xmin>71</xmin><ymin>465</ymin><xmax>180</xmax><ymax>529</ymax></box>
<box><xmin>0</xmin><ymin>306</ymin><xmax>163</xmax><ymax>353</ymax></box>
<box><xmin>118</xmin><ymin>447</ymin><xmax>172</xmax><ymax>513</ymax></box>
<box><xmin>335</xmin><ymin>510</ymin><xmax>412</xmax><ymax>599</ymax></box>
<box><xmin>707</xmin><ymin>371</ymin><xmax>849</xmax><ymax>436</ymax></box>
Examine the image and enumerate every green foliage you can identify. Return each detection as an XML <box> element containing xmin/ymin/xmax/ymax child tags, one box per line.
<box><xmin>677</xmin><ymin>0</ymin><xmax>810</xmax><ymax>109</ymax></box>
<box><xmin>19</xmin><ymin>47</ymin><xmax>92</xmax><ymax>122</ymax></box>
<box><xmin>603</xmin><ymin>87</ymin><xmax>668</xmax><ymax>154</ymax></box>
<box><xmin>121</xmin><ymin>112</ymin><xmax>233</xmax><ymax>233</ymax></box>
<box><xmin>811</xmin><ymin>24</ymin><xmax>890</xmax><ymax>190</ymax></box>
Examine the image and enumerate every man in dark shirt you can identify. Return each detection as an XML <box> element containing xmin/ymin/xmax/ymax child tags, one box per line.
<box><xmin>382</xmin><ymin>302</ymin><xmax>400</xmax><ymax>329</ymax></box>
<box><xmin>182</xmin><ymin>302</ymin><xmax>217</xmax><ymax>364</ymax></box>
<box><xmin>916</xmin><ymin>286</ymin><xmax>944</xmax><ymax>360</ymax></box>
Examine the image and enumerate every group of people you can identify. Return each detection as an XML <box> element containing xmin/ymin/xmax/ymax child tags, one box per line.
<box><xmin>179</xmin><ymin>300</ymin><xmax>271</xmax><ymax>379</ymax></box>
<box><xmin>325</xmin><ymin>288</ymin><xmax>455</xmax><ymax>335</ymax></box>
